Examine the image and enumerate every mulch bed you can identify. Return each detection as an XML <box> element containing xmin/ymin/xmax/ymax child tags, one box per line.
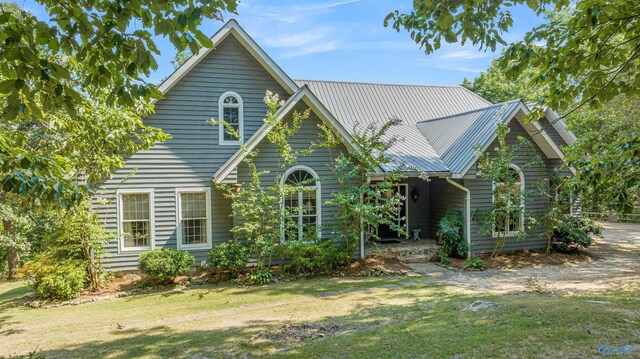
<box><xmin>445</xmin><ymin>249</ymin><xmax>593</xmax><ymax>270</ymax></box>
<box><xmin>251</xmin><ymin>322</ymin><xmax>340</xmax><ymax>342</ymax></box>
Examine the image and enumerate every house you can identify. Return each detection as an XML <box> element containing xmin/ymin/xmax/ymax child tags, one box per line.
<box><xmin>94</xmin><ymin>20</ymin><xmax>577</xmax><ymax>271</ymax></box>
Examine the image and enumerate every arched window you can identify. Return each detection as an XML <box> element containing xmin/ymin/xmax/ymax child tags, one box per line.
<box><xmin>493</xmin><ymin>164</ymin><xmax>525</xmax><ymax>236</ymax></box>
<box><xmin>281</xmin><ymin>166</ymin><xmax>321</xmax><ymax>241</ymax></box>
<box><xmin>218</xmin><ymin>92</ymin><xmax>243</xmax><ymax>145</ymax></box>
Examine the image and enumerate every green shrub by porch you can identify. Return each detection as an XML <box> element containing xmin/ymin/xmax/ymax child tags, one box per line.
<box><xmin>19</xmin><ymin>254</ymin><xmax>86</xmax><ymax>301</ymax></box>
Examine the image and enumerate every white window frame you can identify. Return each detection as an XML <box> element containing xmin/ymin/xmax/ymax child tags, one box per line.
<box><xmin>175</xmin><ymin>187</ymin><xmax>213</xmax><ymax>250</ymax></box>
<box><xmin>117</xmin><ymin>189</ymin><xmax>155</xmax><ymax>252</ymax></box>
<box><xmin>492</xmin><ymin>163</ymin><xmax>525</xmax><ymax>238</ymax></box>
<box><xmin>218</xmin><ymin>91</ymin><xmax>244</xmax><ymax>145</ymax></box>
<box><xmin>280</xmin><ymin>165</ymin><xmax>322</xmax><ymax>242</ymax></box>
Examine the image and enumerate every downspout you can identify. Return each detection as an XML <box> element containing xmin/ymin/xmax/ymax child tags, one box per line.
<box><xmin>359</xmin><ymin>176</ymin><xmax>371</xmax><ymax>259</ymax></box>
<box><xmin>446</xmin><ymin>177</ymin><xmax>472</xmax><ymax>258</ymax></box>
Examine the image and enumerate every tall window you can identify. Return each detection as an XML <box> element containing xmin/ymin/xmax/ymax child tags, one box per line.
<box><xmin>218</xmin><ymin>92</ymin><xmax>243</xmax><ymax>145</ymax></box>
<box><xmin>119</xmin><ymin>191</ymin><xmax>154</xmax><ymax>250</ymax></box>
<box><xmin>281</xmin><ymin>166</ymin><xmax>321</xmax><ymax>241</ymax></box>
<box><xmin>493</xmin><ymin>164</ymin><xmax>525</xmax><ymax>236</ymax></box>
<box><xmin>177</xmin><ymin>189</ymin><xmax>212</xmax><ymax>249</ymax></box>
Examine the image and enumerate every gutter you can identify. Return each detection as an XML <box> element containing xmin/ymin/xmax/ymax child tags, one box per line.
<box><xmin>446</xmin><ymin>177</ymin><xmax>472</xmax><ymax>258</ymax></box>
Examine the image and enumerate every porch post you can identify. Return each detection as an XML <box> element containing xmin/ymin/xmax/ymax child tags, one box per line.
<box><xmin>446</xmin><ymin>177</ymin><xmax>472</xmax><ymax>258</ymax></box>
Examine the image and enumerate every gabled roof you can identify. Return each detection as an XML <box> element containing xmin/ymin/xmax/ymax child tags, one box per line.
<box><xmin>296</xmin><ymin>80</ymin><xmax>491</xmax><ymax>173</ymax></box>
<box><xmin>154</xmin><ymin>19</ymin><xmax>298</xmax><ymax>104</ymax></box>
<box><xmin>417</xmin><ymin>100</ymin><xmax>570</xmax><ymax>178</ymax></box>
<box><xmin>213</xmin><ymin>85</ymin><xmax>369</xmax><ymax>183</ymax></box>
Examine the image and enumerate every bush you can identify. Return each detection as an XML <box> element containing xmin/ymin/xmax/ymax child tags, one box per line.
<box><xmin>436</xmin><ymin>210</ymin><xmax>467</xmax><ymax>258</ymax></box>
<box><xmin>552</xmin><ymin>216</ymin><xmax>604</xmax><ymax>253</ymax></box>
<box><xmin>207</xmin><ymin>241</ymin><xmax>251</xmax><ymax>275</ymax></box>
<box><xmin>19</xmin><ymin>254</ymin><xmax>86</xmax><ymax>300</ymax></box>
<box><xmin>138</xmin><ymin>248</ymin><xmax>194</xmax><ymax>283</ymax></box>
<box><xmin>436</xmin><ymin>249</ymin><xmax>451</xmax><ymax>266</ymax></box>
<box><xmin>462</xmin><ymin>256</ymin><xmax>485</xmax><ymax>271</ymax></box>
<box><xmin>245</xmin><ymin>268</ymin><xmax>273</xmax><ymax>285</ymax></box>
<box><xmin>273</xmin><ymin>239</ymin><xmax>346</xmax><ymax>275</ymax></box>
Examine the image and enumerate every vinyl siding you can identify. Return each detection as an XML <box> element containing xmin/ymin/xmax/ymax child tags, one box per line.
<box><xmin>538</xmin><ymin>117</ymin><xmax>569</xmax><ymax>148</ymax></box>
<box><xmin>93</xmin><ymin>34</ymin><xmax>288</xmax><ymax>271</ymax></box>
<box><xmin>404</xmin><ymin>177</ymin><xmax>431</xmax><ymax>238</ymax></box>
<box><xmin>235</xmin><ymin>105</ymin><xmax>364</xmax><ymax>256</ymax></box>
<box><xmin>428</xmin><ymin>178</ymin><xmax>465</xmax><ymax>239</ymax></box>
<box><xmin>466</xmin><ymin>119</ymin><xmax>556</xmax><ymax>254</ymax></box>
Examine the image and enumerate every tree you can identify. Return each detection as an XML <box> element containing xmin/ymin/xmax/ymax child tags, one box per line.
<box><xmin>474</xmin><ymin>122</ymin><xmax>544</xmax><ymax>257</ymax></box>
<box><xmin>462</xmin><ymin>60</ymin><xmax>544</xmax><ymax>104</ymax></box>
<box><xmin>0</xmin><ymin>0</ymin><xmax>238</xmax><ymax>202</ymax></box>
<box><xmin>385</xmin><ymin>1</ymin><xmax>640</xmax><ymax>114</ymax></box>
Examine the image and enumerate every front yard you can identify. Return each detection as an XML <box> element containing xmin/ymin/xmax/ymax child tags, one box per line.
<box><xmin>1</xmin><ymin>276</ymin><xmax>639</xmax><ymax>358</ymax></box>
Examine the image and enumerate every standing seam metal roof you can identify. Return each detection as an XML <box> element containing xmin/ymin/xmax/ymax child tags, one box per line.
<box><xmin>295</xmin><ymin>79</ymin><xmax>492</xmax><ymax>173</ymax></box>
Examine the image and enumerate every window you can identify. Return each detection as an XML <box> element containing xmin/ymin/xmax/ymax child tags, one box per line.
<box><xmin>218</xmin><ymin>92</ymin><xmax>243</xmax><ymax>145</ymax></box>
<box><xmin>493</xmin><ymin>164</ymin><xmax>525</xmax><ymax>236</ymax></box>
<box><xmin>176</xmin><ymin>188</ymin><xmax>212</xmax><ymax>249</ymax></box>
<box><xmin>118</xmin><ymin>190</ymin><xmax>154</xmax><ymax>251</ymax></box>
<box><xmin>281</xmin><ymin>166</ymin><xmax>321</xmax><ymax>242</ymax></box>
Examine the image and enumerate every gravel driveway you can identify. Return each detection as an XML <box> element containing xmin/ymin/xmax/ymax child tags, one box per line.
<box><xmin>409</xmin><ymin>222</ymin><xmax>640</xmax><ymax>294</ymax></box>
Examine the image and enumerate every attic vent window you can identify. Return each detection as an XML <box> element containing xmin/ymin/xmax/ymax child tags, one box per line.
<box><xmin>218</xmin><ymin>91</ymin><xmax>244</xmax><ymax>145</ymax></box>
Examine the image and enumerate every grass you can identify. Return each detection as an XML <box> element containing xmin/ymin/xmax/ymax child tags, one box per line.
<box><xmin>0</xmin><ymin>277</ymin><xmax>639</xmax><ymax>358</ymax></box>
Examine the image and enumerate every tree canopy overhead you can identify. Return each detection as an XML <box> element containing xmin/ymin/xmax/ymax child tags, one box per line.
<box><xmin>386</xmin><ymin>0</ymin><xmax>640</xmax><ymax>114</ymax></box>
<box><xmin>0</xmin><ymin>1</ymin><xmax>238</xmax><ymax>205</ymax></box>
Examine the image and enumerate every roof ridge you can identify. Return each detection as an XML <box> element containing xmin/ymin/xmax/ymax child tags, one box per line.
<box><xmin>417</xmin><ymin>99</ymin><xmax>522</xmax><ymax>124</ymax></box>
<box><xmin>295</xmin><ymin>78</ymin><xmax>466</xmax><ymax>89</ymax></box>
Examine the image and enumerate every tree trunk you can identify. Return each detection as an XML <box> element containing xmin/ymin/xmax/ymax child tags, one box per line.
<box><xmin>3</xmin><ymin>219</ymin><xmax>19</xmax><ymax>280</ymax></box>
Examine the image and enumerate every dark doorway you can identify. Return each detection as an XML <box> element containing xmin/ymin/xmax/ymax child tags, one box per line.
<box><xmin>377</xmin><ymin>184</ymin><xmax>408</xmax><ymax>238</ymax></box>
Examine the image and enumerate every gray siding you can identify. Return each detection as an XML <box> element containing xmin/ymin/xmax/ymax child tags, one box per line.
<box><xmin>466</xmin><ymin>120</ymin><xmax>555</xmax><ymax>254</ymax></box>
<box><xmin>539</xmin><ymin>117</ymin><xmax>569</xmax><ymax>148</ymax></box>
<box><xmin>94</xmin><ymin>34</ymin><xmax>289</xmax><ymax>270</ymax></box>
<box><xmin>235</xmin><ymin>105</ymin><xmax>364</xmax><ymax>256</ymax></box>
<box><xmin>428</xmin><ymin>178</ymin><xmax>465</xmax><ymax>239</ymax></box>
<box><xmin>404</xmin><ymin>177</ymin><xmax>431</xmax><ymax>238</ymax></box>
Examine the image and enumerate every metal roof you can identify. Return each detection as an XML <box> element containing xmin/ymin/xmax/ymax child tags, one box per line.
<box><xmin>417</xmin><ymin>100</ymin><xmax>522</xmax><ymax>174</ymax></box>
<box><xmin>295</xmin><ymin>79</ymin><xmax>491</xmax><ymax>173</ymax></box>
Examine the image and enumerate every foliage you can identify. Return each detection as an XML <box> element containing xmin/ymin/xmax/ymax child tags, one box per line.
<box><xmin>551</xmin><ymin>216</ymin><xmax>603</xmax><ymax>253</ymax></box>
<box><xmin>215</xmin><ymin>91</ymin><xmax>312</xmax><ymax>269</ymax></box>
<box><xmin>474</xmin><ymin>122</ymin><xmax>544</xmax><ymax>257</ymax></box>
<box><xmin>273</xmin><ymin>239</ymin><xmax>346</xmax><ymax>275</ymax></box>
<box><xmin>19</xmin><ymin>254</ymin><xmax>85</xmax><ymax>300</ymax></box>
<box><xmin>138</xmin><ymin>248</ymin><xmax>195</xmax><ymax>283</ymax></box>
<box><xmin>461</xmin><ymin>60</ymin><xmax>545</xmax><ymax>104</ymax></box>
<box><xmin>462</xmin><ymin>256</ymin><xmax>485</xmax><ymax>271</ymax></box>
<box><xmin>436</xmin><ymin>209</ymin><xmax>467</xmax><ymax>258</ymax></box>
<box><xmin>386</xmin><ymin>1</ymin><xmax>640</xmax><ymax>116</ymax></box>
<box><xmin>564</xmin><ymin>95</ymin><xmax>640</xmax><ymax>213</ymax></box>
<box><xmin>245</xmin><ymin>268</ymin><xmax>273</xmax><ymax>285</ymax></box>
<box><xmin>207</xmin><ymin>241</ymin><xmax>251</xmax><ymax>276</ymax></box>
<box><xmin>436</xmin><ymin>249</ymin><xmax>451</xmax><ymax>266</ymax></box>
<box><xmin>319</xmin><ymin>119</ymin><xmax>406</xmax><ymax>265</ymax></box>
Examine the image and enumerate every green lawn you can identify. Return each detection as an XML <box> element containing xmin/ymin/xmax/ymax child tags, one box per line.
<box><xmin>1</xmin><ymin>277</ymin><xmax>639</xmax><ymax>358</ymax></box>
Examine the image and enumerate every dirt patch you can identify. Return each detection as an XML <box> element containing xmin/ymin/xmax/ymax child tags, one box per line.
<box><xmin>251</xmin><ymin>322</ymin><xmax>340</xmax><ymax>342</ymax></box>
<box><xmin>344</xmin><ymin>257</ymin><xmax>413</xmax><ymax>276</ymax></box>
<box><xmin>446</xmin><ymin>249</ymin><xmax>593</xmax><ymax>271</ymax></box>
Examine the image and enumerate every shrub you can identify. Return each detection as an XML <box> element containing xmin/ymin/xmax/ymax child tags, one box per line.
<box><xmin>273</xmin><ymin>239</ymin><xmax>346</xmax><ymax>275</ymax></box>
<box><xmin>552</xmin><ymin>216</ymin><xmax>604</xmax><ymax>253</ymax></box>
<box><xmin>436</xmin><ymin>249</ymin><xmax>451</xmax><ymax>266</ymax></box>
<box><xmin>207</xmin><ymin>241</ymin><xmax>251</xmax><ymax>275</ymax></box>
<box><xmin>138</xmin><ymin>248</ymin><xmax>194</xmax><ymax>283</ymax></box>
<box><xmin>19</xmin><ymin>254</ymin><xmax>86</xmax><ymax>300</ymax></box>
<box><xmin>436</xmin><ymin>210</ymin><xmax>467</xmax><ymax>258</ymax></box>
<box><xmin>245</xmin><ymin>268</ymin><xmax>273</xmax><ymax>285</ymax></box>
<box><xmin>462</xmin><ymin>256</ymin><xmax>485</xmax><ymax>271</ymax></box>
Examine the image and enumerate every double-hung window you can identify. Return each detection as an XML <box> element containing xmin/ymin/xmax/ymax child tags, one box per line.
<box><xmin>119</xmin><ymin>190</ymin><xmax>154</xmax><ymax>251</ymax></box>
<box><xmin>176</xmin><ymin>188</ymin><xmax>212</xmax><ymax>249</ymax></box>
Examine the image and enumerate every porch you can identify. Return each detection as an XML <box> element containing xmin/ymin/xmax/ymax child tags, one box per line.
<box><xmin>362</xmin><ymin>176</ymin><xmax>468</xmax><ymax>261</ymax></box>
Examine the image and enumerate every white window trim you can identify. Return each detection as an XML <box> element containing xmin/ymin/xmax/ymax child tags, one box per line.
<box><xmin>117</xmin><ymin>189</ymin><xmax>155</xmax><ymax>253</ymax></box>
<box><xmin>280</xmin><ymin>165</ymin><xmax>322</xmax><ymax>242</ymax></box>
<box><xmin>218</xmin><ymin>91</ymin><xmax>244</xmax><ymax>145</ymax></box>
<box><xmin>175</xmin><ymin>187</ymin><xmax>213</xmax><ymax>250</ymax></box>
<box><xmin>492</xmin><ymin>163</ymin><xmax>525</xmax><ymax>238</ymax></box>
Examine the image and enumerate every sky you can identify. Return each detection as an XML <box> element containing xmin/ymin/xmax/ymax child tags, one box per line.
<box><xmin>20</xmin><ymin>0</ymin><xmax>545</xmax><ymax>86</ymax></box>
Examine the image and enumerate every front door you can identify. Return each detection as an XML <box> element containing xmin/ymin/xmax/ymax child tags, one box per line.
<box><xmin>377</xmin><ymin>184</ymin><xmax>408</xmax><ymax>238</ymax></box>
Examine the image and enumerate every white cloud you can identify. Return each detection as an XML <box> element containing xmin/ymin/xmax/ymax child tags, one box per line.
<box><xmin>282</xmin><ymin>40</ymin><xmax>342</xmax><ymax>58</ymax></box>
<box><xmin>440</xmin><ymin>49</ymin><xmax>492</xmax><ymax>60</ymax></box>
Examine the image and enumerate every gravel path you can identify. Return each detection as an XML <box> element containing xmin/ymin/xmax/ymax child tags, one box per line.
<box><xmin>409</xmin><ymin>222</ymin><xmax>640</xmax><ymax>294</ymax></box>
